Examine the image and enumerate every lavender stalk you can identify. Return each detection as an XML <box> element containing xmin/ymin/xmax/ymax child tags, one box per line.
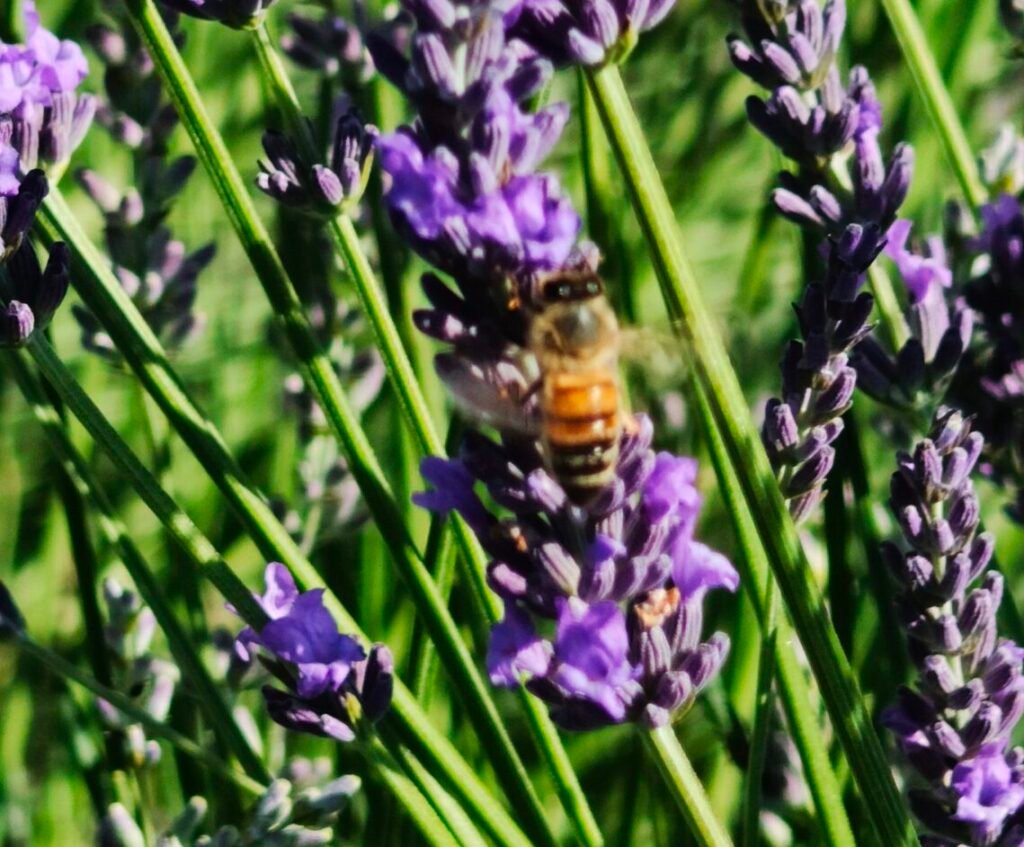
<box><xmin>882</xmin><ymin>408</ymin><xmax>1024</xmax><ymax>846</ymax></box>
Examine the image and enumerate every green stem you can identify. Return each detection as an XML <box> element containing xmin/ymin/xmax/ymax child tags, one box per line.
<box><xmin>249</xmin><ymin>21</ymin><xmax>603</xmax><ymax>847</ymax></box>
<box><xmin>411</xmin><ymin>515</ymin><xmax>457</xmax><ymax>705</ymax></box>
<box><xmin>6</xmin><ymin>345</ymin><xmax>270</xmax><ymax>783</ymax></box>
<box><xmin>741</xmin><ymin>583</ymin><xmax>777</xmax><ymax>847</ymax></box>
<box><xmin>587</xmin><ymin>62</ymin><xmax>915</xmax><ymax>847</ymax></box>
<box><xmin>380</xmin><ymin>729</ymin><xmax>490</xmax><ymax>847</ymax></box>
<box><xmin>877</xmin><ymin>0</ymin><xmax>986</xmax><ymax>212</ymax></box>
<box><xmin>14</xmin><ymin>635</ymin><xmax>265</xmax><ymax>796</ymax></box>
<box><xmin>50</xmin><ymin>408</ymin><xmax>112</xmax><ymax>689</ymax></box>
<box><xmin>642</xmin><ymin>726</ymin><xmax>734</xmax><ymax>847</ymax></box>
<box><xmin>364</xmin><ymin>736</ymin><xmax>466</xmax><ymax>847</ymax></box>
<box><xmin>34</xmin><ymin>192</ymin><xmax>533</xmax><ymax>847</ymax></box>
<box><xmin>693</xmin><ymin>379</ymin><xmax>855</xmax><ymax>847</ymax></box>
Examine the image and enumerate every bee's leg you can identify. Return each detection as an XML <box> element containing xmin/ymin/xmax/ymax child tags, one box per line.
<box><xmin>516</xmin><ymin>378</ymin><xmax>543</xmax><ymax>404</ymax></box>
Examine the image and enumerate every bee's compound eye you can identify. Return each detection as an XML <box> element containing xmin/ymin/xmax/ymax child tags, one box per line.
<box><xmin>558</xmin><ymin>283</ymin><xmax>572</xmax><ymax>299</ymax></box>
<box><xmin>585</xmin><ymin>280</ymin><xmax>601</xmax><ymax>296</ymax></box>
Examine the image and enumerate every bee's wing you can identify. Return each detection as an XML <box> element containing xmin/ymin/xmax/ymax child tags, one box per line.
<box><xmin>435</xmin><ymin>351</ymin><xmax>543</xmax><ymax>436</ymax></box>
<box><xmin>619</xmin><ymin>326</ymin><xmax>685</xmax><ymax>385</ymax></box>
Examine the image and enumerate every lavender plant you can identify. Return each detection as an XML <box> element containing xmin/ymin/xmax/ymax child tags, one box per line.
<box><xmin>231</xmin><ymin>562</ymin><xmax>394</xmax><ymax>742</ymax></box>
<box><xmin>73</xmin><ymin>5</ymin><xmax>209</xmax><ymax>358</ymax></box>
<box><xmin>881</xmin><ymin>408</ymin><xmax>1024</xmax><ymax>846</ymax></box>
<box><xmin>728</xmin><ymin>0</ymin><xmax>923</xmax><ymax>519</ymax></box>
<box><xmin>96</xmin><ymin>578</ymin><xmax>180</xmax><ymax>771</ymax></box>
<box><xmin>0</xmin><ymin>1</ymin><xmax>95</xmax><ymax>172</ymax></box>
<box><xmin>100</xmin><ymin>768</ymin><xmax>361</xmax><ymax>845</ymax></box>
<box><xmin>9</xmin><ymin>0</ymin><xmax>1024</xmax><ymax>842</ymax></box>
<box><xmin>945</xmin><ymin>187</ymin><xmax>1024</xmax><ymax>523</ymax></box>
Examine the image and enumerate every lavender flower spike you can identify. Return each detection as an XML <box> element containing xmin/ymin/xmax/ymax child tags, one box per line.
<box><xmin>158</xmin><ymin>0</ymin><xmax>280</xmax><ymax>29</ymax></box>
<box><xmin>882</xmin><ymin>409</ymin><xmax>1024</xmax><ymax>845</ymax></box>
<box><xmin>0</xmin><ymin>1</ymin><xmax>95</xmax><ymax>170</ymax></box>
<box><xmin>510</xmin><ymin>0</ymin><xmax>678</xmax><ymax>67</ymax></box>
<box><xmin>232</xmin><ymin>563</ymin><xmax>394</xmax><ymax>742</ymax></box>
<box><xmin>949</xmin><ymin>193</ymin><xmax>1024</xmax><ymax>524</ymax></box>
<box><xmin>418</xmin><ymin>429</ymin><xmax>737</xmax><ymax>730</ymax></box>
<box><xmin>257</xmin><ymin>103</ymin><xmax>379</xmax><ymax>215</ymax></box>
<box><xmin>852</xmin><ymin>220</ymin><xmax>971</xmax><ymax>409</ymax></box>
<box><xmin>371</xmin><ymin>0</ymin><xmax>581</xmax><ymax>288</ymax></box>
<box><xmin>762</xmin><ymin>223</ymin><xmax>879</xmax><ymax>521</ymax></box>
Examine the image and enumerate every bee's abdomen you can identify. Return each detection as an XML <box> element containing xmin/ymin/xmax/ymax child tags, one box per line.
<box><xmin>543</xmin><ymin>372</ymin><xmax>620</xmax><ymax>506</ymax></box>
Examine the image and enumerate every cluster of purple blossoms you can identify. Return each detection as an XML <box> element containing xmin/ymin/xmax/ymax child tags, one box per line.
<box><xmin>854</xmin><ymin>218</ymin><xmax>973</xmax><ymax>411</ymax></box>
<box><xmin>74</xmin><ymin>9</ymin><xmax>210</xmax><ymax>359</ymax></box>
<box><xmin>507</xmin><ymin>0</ymin><xmax>677</xmax><ymax>67</ymax></box>
<box><xmin>0</xmin><ymin>4</ymin><xmax>84</xmax><ymax>347</ymax></box>
<box><xmin>0</xmin><ymin>1</ymin><xmax>94</xmax><ymax>171</ymax></box>
<box><xmin>418</xmin><ymin>429</ymin><xmax>737</xmax><ymax>729</ymax></box>
<box><xmin>0</xmin><ymin>176</ymin><xmax>69</xmax><ymax>348</ymax></box>
<box><xmin>281</xmin><ymin>4</ymin><xmax>378</xmax><ymax>86</ymax></box>
<box><xmin>256</xmin><ymin>103</ymin><xmax>378</xmax><ymax>217</ymax></box>
<box><xmin>232</xmin><ymin>564</ymin><xmax>393</xmax><ymax>743</ymax></box>
<box><xmin>730</xmin><ymin>2</ymin><xmax>911</xmax><ymax>240</ymax></box>
<box><xmin>881</xmin><ymin>409</ymin><xmax>1024</xmax><ymax>846</ymax></box>
<box><xmin>947</xmin><ymin>194</ymin><xmax>1024</xmax><ymax>522</ymax></box>
<box><xmin>760</xmin><ymin>222</ymin><xmax>879</xmax><ymax>521</ymax></box>
<box><xmin>158</xmin><ymin>0</ymin><xmax>279</xmax><ymax>30</ymax></box>
<box><xmin>369</xmin><ymin>0</ymin><xmax>580</xmax><ymax>287</ymax></box>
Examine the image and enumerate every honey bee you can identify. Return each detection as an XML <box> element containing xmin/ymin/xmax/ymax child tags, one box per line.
<box><xmin>437</xmin><ymin>268</ymin><xmax>627</xmax><ymax>508</ymax></box>
<box><xmin>527</xmin><ymin>269</ymin><xmax>625</xmax><ymax>507</ymax></box>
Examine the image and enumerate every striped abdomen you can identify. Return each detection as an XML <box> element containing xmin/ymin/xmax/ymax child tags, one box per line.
<box><xmin>542</xmin><ymin>370</ymin><xmax>621</xmax><ymax>507</ymax></box>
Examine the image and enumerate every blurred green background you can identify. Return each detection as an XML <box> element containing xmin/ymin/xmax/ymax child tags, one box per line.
<box><xmin>2</xmin><ymin>0</ymin><xmax>1024</xmax><ymax>843</ymax></box>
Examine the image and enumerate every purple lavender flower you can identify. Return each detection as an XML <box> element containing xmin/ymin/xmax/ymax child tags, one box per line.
<box><xmin>0</xmin><ymin>146</ymin><xmax>62</xmax><ymax>350</ymax></box>
<box><xmin>761</xmin><ymin>223</ymin><xmax>879</xmax><ymax>521</ymax></box>
<box><xmin>885</xmin><ymin>219</ymin><xmax>953</xmax><ymax>305</ymax></box>
<box><xmin>256</xmin><ymin>104</ymin><xmax>379</xmax><ymax>215</ymax></box>
<box><xmin>487</xmin><ymin>601</ymin><xmax>553</xmax><ymax>686</ymax></box>
<box><xmin>731</xmin><ymin>3</ymin><xmax>913</xmax><ymax>239</ymax></box>
<box><xmin>950</xmin><ymin>743</ymin><xmax>1024</xmax><ymax>846</ymax></box>
<box><xmin>73</xmin><ymin>12</ymin><xmax>209</xmax><ymax>361</ymax></box>
<box><xmin>0</xmin><ymin>161</ymin><xmax>47</xmax><ymax>257</ymax></box>
<box><xmin>371</xmin><ymin>0</ymin><xmax>581</xmax><ymax>286</ymax></box>
<box><xmin>730</xmin><ymin>1</ymin><xmax>920</xmax><ymax>521</ymax></box>
<box><xmin>509</xmin><ymin>0</ymin><xmax>677</xmax><ymax>67</ymax></box>
<box><xmin>70</xmin><ymin>177</ymin><xmax>211</xmax><ymax>358</ymax></box>
<box><xmin>382</xmin><ymin>0</ymin><xmax>735</xmax><ymax>731</ymax></box>
<box><xmin>852</xmin><ymin>220</ymin><xmax>972</xmax><ymax>409</ymax></box>
<box><xmin>0</xmin><ymin>239</ymin><xmax>69</xmax><ymax>348</ymax></box>
<box><xmin>157</xmin><ymin>0</ymin><xmax>279</xmax><ymax>29</ymax></box>
<box><xmin>281</xmin><ymin>8</ymin><xmax>375</xmax><ymax>83</ymax></box>
<box><xmin>946</xmin><ymin>194</ymin><xmax>1024</xmax><ymax>523</ymax></box>
<box><xmin>882</xmin><ymin>409</ymin><xmax>1024</xmax><ymax>845</ymax></box>
<box><xmin>232</xmin><ymin>563</ymin><xmax>394</xmax><ymax>742</ymax></box>
<box><xmin>419</xmin><ymin>423</ymin><xmax>737</xmax><ymax>730</ymax></box>
<box><xmin>0</xmin><ymin>1</ymin><xmax>94</xmax><ymax>170</ymax></box>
